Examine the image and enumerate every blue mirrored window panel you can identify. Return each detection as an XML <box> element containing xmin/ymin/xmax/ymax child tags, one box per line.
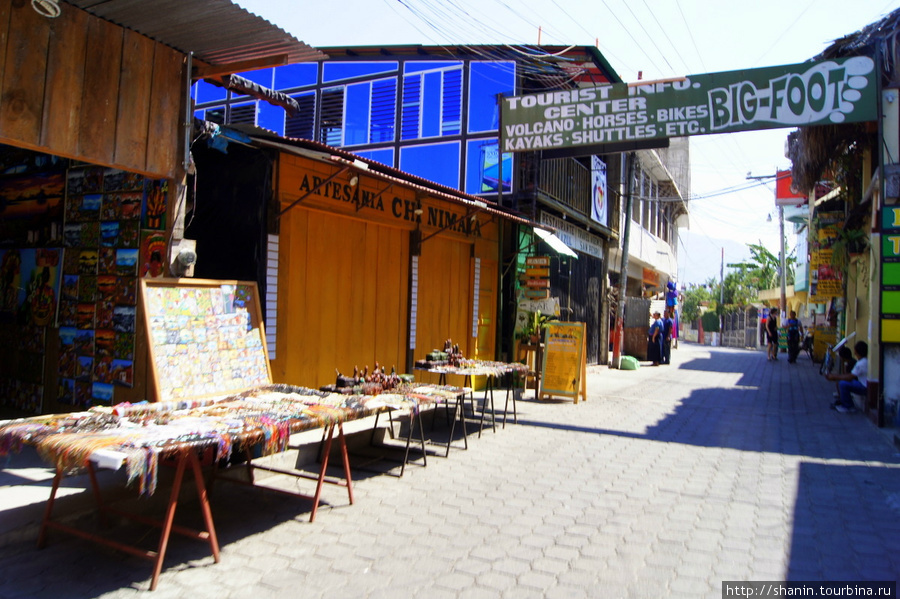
<box><xmin>344</xmin><ymin>82</ymin><xmax>371</xmax><ymax>146</ymax></box>
<box><xmin>257</xmin><ymin>102</ymin><xmax>284</xmax><ymax>136</ymax></box>
<box><xmin>400</xmin><ymin>142</ymin><xmax>460</xmax><ymax>189</ymax></box>
<box><xmin>465</xmin><ymin>139</ymin><xmax>512</xmax><ymax>195</ymax></box>
<box><xmin>324</xmin><ymin>61</ymin><xmax>399</xmax><ymax>83</ymax></box>
<box><xmin>370</xmin><ymin>79</ymin><xmax>396</xmax><ymax>143</ymax></box>
<box><xmin>401</xmin><ymin>66</ymin><xmax>462</xmax><ymax>140</ymax></box>
<box><xmin>404</xmin><ymin>61</ymin><xmax>462</xmax><ymax>74</ymax></box>
<box><xmin>275</xmin><ymin>63</ymin><xmax>318</xmax><ymax>90</ymax></box>
<box><xmin>194</xmin><ymin>80</ymin><xmax>227</xmax><ymax>104</ymax></box>
<box><xmin>232</xmin><ymin>68</ymin><xmax>274</xmax><ymax>97</ymax></box>
<box><xmin>468</xmin><ymin>62</ymin><xmax>515</xmax><ymax>133</ymax></box>
<box><xmin>356</xmin><ymin>148</ymin><xmax>394</xmax><ymax>167</ymax></box>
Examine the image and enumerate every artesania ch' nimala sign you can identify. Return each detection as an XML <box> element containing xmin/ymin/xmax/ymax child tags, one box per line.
<box><xmin>500</xmin><ymin>57</ymin><xmax>877</xmax><ymax>153</ymax></box>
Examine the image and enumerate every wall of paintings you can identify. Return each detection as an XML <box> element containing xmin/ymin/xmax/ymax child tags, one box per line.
<box><xmin>141</xmin><ymin>279</ymin><xmax>271</xmax><ymax>402</ymax></box>
<box><xmin>56</xmin><ymin>166</ymin><xmax>168</xmax><ymax>409</ymax></box>
<box><xmin>0</xmin><ymin>147</ymin><xmax>169</xmax><ymax>414</ymax></box>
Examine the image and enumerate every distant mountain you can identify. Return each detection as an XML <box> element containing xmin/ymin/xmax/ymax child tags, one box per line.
<box><xmin>676</xmin><ymin>230</ymin><xmax>753</xmax><ymax>286</ymax></box>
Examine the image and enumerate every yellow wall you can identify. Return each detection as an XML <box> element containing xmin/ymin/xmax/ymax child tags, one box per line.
<box><xmin>271</xmin><ymin>153</ymin><xmax>499</xmax><ymax>388</ymax></box>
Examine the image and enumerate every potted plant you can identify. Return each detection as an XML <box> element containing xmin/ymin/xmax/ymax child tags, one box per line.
<box><xmin>517</xmin><ymin>310</ymin><xmax>555</xmax><ymax>344</ymax></box>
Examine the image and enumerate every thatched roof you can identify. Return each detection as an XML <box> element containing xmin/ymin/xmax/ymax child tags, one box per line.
<box><xmin>789</xmin><ymin>7</ymin><xmax>900</xmax><ymax>193</ymax></box>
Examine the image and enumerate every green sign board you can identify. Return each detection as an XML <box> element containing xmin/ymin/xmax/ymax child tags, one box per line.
<box><xmin>500</xmin><ymin>57</ymin><xmax>877</xmax><ymax>153</ymax></box>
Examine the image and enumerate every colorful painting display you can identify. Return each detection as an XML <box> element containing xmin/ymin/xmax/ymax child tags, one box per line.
<box><xmin>55</xmin><ymin>166</ymin><xmax>167</xmax><ymax>409</ymax></box>
<box><xmin>142</xmin><ymin>282</ymin><xmax>271</xmax><ymax>402</ymax></box>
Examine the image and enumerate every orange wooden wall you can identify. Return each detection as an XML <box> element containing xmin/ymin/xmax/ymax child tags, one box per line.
<box><xmin>270</xmin><ymin>153</ymin><xmax>500</xmax><ymax>388</ymax></box>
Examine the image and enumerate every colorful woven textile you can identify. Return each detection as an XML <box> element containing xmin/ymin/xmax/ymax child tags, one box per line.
<box><xmin>0</xmin><ymin>383</ymin><xmax>467</xmax><ymax>495</ymax></box>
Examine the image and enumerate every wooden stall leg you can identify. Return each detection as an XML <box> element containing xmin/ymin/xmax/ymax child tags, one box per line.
<box><xmin>188</xmin><ymin>451</ymin><xmax>220</xmax><ymax>564</ymax></box>
<box><xmin>310</xmin><ymin>424</ymin><xmax>335</xmax><ymax>523</ymax></box>
<box><xmin>86</xmin><ymin>463</ymin><xmax>109</xmax><ymax>527</ymax></box>
<box><xmin>337</xmin><ymin>423</ymin><xmax>354</xmax><ymax>506</ymax></box>
<box><xmin>37</xmin><ymin>469</ymin><xmax>64</xmax><ymax>549</ymax></box>
<box><xmin>149</xmin><ymin>453</ymin><xmax>188</xmax><ymax>591</ymax></box>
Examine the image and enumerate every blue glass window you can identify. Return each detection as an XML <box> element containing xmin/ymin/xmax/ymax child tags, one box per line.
<box><xmin>232</xmin><ymin>68</ymin><xmax>274</xmax><ymax>97</ymax></box>
<box><xmin>257</xmin><ymin>102</ymin><xmax>284</xmax><ymax>135</ymax></box>
<box><xmin>370</xmin><ymin>79</ymin><xmax>396</xmax><ymax>143</ymax></box>
<box><xmin>401</xmin><ymin>75</ymin><xmax>421</xmax><ymax>141</ymax></box>
<box><xmin>465</xmin><ymin>139</ymin><xmax>512</xmax><ymax>195</ymax></box>
<box><xmin>399</xmin><ymin>142</ymin><xmax>460</xmax><ymax>189</ymax></box>
<box><xmin>274</xmin><ymin>63</ymin><xmax>318</xmax><ymax>90</ymax></box>
<box><xmin>356</xmin><ymin>148</ymin><xmax>394</xmax><ymax>167</ymax></box>
<box><xmin>344</xmin><ymin>82</ymin><xmax>371</xmax><ymax>146</ymax></box>
<box><xmin>285</xmin><ymin>93</ymin><xmax>316</xmax><ymax>140</ymax></box>
<box><xmin>324</xmin><ymin>61</ymin><xmax>399</xmax><ymax>82</ymax></box>
<box><xmin>468</xmin><ymin>62</ymin><xmax>515</xmax><ymax>133</ymax></box>
<box><xmin>404</xmin><ymin>61</ymin><xmax>462</xmax><ymax>74</ymax></box>
<box><xmin>401</xmin><ymin>65</ymin><xmax>463</xmax><ymax>140</ymax></box>
<box><xmin>194</xmin><ymin>80</ymin><xmax>227</xmax><ymax>104</ymax></box>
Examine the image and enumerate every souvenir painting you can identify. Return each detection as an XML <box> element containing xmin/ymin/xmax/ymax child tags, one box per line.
<box><xmin>57</xmin><ymin>378</ymin><xmax>75</xmax><ymax>405</ymax></box>
<box><xmin>76</xmin><ymin>303</ymin><xmax>95</xmax><ymax>329</ymax></box>
<box><xmin>115</xmin><ymin>277</ymin><xmax>136</xmax><ymax>305</ymax></box>
<box><xmin>95</xmin><ymin>299</ymin><xmax>115</xmax><ymax>329</ymax></box>
<box><xmin>115</xmin><ymin>249</ymin><xmax>138</xmax><ymax>277</ymax></box>
<box><xmin>81</xmin><ymin>221</ymin><xmax>100</xmax><ymax>247</ymax></box>
<box><xmin>100</xmin><ymin>194</ymin><xmax>120</xmax><ymax>220</ymax></box>
<box><xmin>78</xmin><ymin>250</ymin><xmax>98</xmax><ymax>275</ymax></box>
<box><xmin>75</xmin><ymin>381</ymin><xmax>92</xmax><ymax>407</ymax></box>
<box><xmin>118</xmin><ymin>221</ymin><xmax>140</xmax><ymax>248</ymax></box>
<box><xmin>111</xmin><ymin>359</ymin><xmax>133</xmax><ymax>387</ymax></box>
<box><xmin>98</xmin><ymin>247</ymin><xmax>116</xmax><ymax>275</ymax></box>
<box><xmin>79</xmin><ymin>193</ymin><xmax>102</xmax><ymax>221</ymax></box>
<box><xmin>83</xmin><ymin>167</ymin><xmax>104</xmax><ymax>193</ymax></box>
<box><xmin>74</xmin><ymin>329</ymin><xmax>94</xmax><ymax>356</ymax></box>
<box><xmin>114</xmin><ymin>332</ymin><xmax>134</xmax><ymax>360</ymax></box>
<box><xmin>93</xmin><ymin>356</ymin><xmax>113</xmax><ymax>384</ymax></box>
<box><xmin>94</xmin><ymin>328</ymin><xmax>115</xmax><ymax>357</ymax></box>
<box><xmin>61</xmin><ymin>275</ymin><xmax>79</xmax><ymax>301</ymax></box>
<box><xmin>66</xmin><ymin>169</ymin><xmax>85</xmax><ymax>196</ymax></box>
<box><xmin>140</xmin><ymin>231</ymin><xmax>166</xmax><ymax>278</ymax></box>
<box><xmin>91</xmin><ymin>382</ymin><xmax>114</xmax><ymax>405</ymax></box>
<box><xmin>100</xmin><ymin>221</ymin><xmax>119</xmax><ymax>247</ymax></box>
<box><xmin>96</xmin><ymin>275</ymin><xmax>116</xmax><ymax>300</ymax></box>
<box><xmin>77</xmin><ymin>275</ymin><xmax>97</xmax><ymax>303</ymax></box>
<box><xmin>120</xmin><ymin>192</ymin><xmax>142</xmax><ymax>220</ymax></box>
<box><xmin>63</xmin><ymin>223</ymin><xmax>82</xmax><ymax>248</ymax></box>
<box><xmin>57</xmin><ymin>300</ymin><xmax>77</xmax><ymax>327</ymax></box>
<box><xmin>113</xmin><ymin>305</ymin><xmax>135</xmax><ymax>333</ymax></box>
<box><xmin>75</xmin><ymin>356</ymin><xmax>93</xmax><ymax>381</ymax></box>
<box><xmin>143</xmin><ymin>179</ymin><xmax>167</xmax><ymax>230</ymax></box>
<box><xmin>103</xmin><ymin>168</ymin><xmax>125</xmax><ymax>193</ymax></box>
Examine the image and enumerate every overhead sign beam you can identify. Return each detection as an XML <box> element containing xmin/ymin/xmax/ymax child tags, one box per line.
<box><xmin>500</xmin><ymin>57</ymin><xmax>877</xmax><ymax>154</ymax></box>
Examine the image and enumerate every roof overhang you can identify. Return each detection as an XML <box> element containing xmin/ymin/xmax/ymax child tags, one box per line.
<box><xmin>60</xmin><ymin>0</ymin><xmax>327</xmax><ymax>76</ymax></box>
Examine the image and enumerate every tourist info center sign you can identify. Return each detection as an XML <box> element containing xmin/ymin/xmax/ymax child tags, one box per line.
<box><xmin>500</xmin><ymin>57</ymin><xmax>876</xmax><ymax>152</ymax></box>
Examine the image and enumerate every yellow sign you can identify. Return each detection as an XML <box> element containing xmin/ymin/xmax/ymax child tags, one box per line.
<box><xmin>540</xmin><ymin>322</ymin><xmax>587</xmax><ymax>403</ymax></box>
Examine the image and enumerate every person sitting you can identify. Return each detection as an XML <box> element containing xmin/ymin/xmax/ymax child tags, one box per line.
<box><xmin>825</xmin><ymin>341</ymin><xmax>867</xmax><ymax>413</ymax></box>
<box><xmin>830</xmin><ymin>346</ymin><xmax>856</xmax><ymax>400</ymax></box>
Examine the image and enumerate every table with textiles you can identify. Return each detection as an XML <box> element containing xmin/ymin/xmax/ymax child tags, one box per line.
<box><xmin>415</xmin><ymin>359</ymin><xmax>530</xmax><ymax>436</ymax></box>
<box><xmin>0</xmin><ymin>382</ymin><xmax>467</xmax><ymax>591</ymax></box>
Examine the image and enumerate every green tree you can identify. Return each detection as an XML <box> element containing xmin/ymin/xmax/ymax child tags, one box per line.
<box><xmin>681</xmin><ymin>281</ymin><xmax>715</xmax><ymax>324</ymax></box>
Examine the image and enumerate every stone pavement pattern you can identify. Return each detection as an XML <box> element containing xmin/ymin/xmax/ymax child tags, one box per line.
<box><xmin>1</xmin><ymin>342</ymin><xmax>899</xmax><ymax>598</ymax></box>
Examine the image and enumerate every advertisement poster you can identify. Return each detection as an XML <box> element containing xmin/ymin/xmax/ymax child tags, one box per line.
<box><xmin>591</xmin><ymin>156</ymin><xmax>607</xmax><ymax>227</ymax></box>
<box><xmin>540</xmin><ymin>321</ymin><xmax>586</xmax><ymax>401</ymax></box>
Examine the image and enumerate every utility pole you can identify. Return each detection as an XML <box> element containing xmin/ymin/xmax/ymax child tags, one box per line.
<box><xmin>778</xmin><ymin>205</ymin><xmax>787</xmax><ymax>317</ymax></box>
<box><xmin>611</xmin><ymin>152</ymin><xmax>635</xmax><ymax>368</ymax></box>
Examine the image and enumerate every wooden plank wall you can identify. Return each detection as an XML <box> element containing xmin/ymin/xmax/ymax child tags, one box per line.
<box><xmin>0</xmin><ymin>1</ymin><xmax>184</xmax><ymax>179</ymax></box>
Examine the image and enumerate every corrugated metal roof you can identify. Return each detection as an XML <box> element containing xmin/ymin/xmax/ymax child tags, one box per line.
<box><xmin>62</xmin><ymin>0</ymin><xmax>327</xmax><ymax>66</ymax></box>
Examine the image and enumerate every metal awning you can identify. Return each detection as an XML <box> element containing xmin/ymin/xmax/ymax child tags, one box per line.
<box><xmin>61</xmin><ymin>0</ymin><xmax>327</xmax><ymax>74</ymax></box>
<box><xmin>534</xmin><ymin>227</ymin><xmax>578</xmax><ymax>258</ymax></box>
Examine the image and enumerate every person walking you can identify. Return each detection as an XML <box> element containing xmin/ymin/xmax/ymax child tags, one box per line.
<box><xmin>766</xmin><ymin>312</ymin><xmax>779</xmax><ymax>361</ymax></box>
<box><xmin>647</xmin><ymin>311</ymin><xmax>663</xmax><ymax>366</ymax></box>
<box><xmin>785</xmin><ymin>310</ymin><xmax>804</xmax><ymax>363</ymax></box>
<box><xmin>661</xmin><ymin>308</ymin><xmax>674</xmax><ymax>365</ymax></box>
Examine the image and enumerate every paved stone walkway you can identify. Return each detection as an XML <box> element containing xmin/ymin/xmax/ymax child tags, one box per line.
<box><xmin>1</xmin><ymin>342</ymin><xmax>898</xmax><ymax>598</ymax></box>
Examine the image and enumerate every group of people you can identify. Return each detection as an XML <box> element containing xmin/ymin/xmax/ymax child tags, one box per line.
<box><xmin>766</xmin><ymin>309</ymin><xmax>868</xmax><ymax>414</ymax></box>
<box><xmin>765</xmin><ymin>310</ymin><xmax>805</xmax><ymax>363</ymax></box>
<box><xmin>647</xmin><ymin>309</ymin><xmax>674</xmax><ymax>366</ymax></box>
